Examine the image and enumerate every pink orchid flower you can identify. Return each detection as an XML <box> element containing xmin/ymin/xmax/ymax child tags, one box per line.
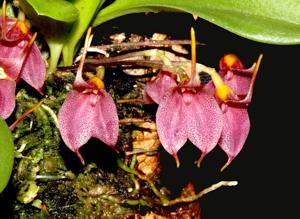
<box><xmin>0</xmin><ymin>3</ymin><xmax>46</xmax><ymax>119</ymax></box>
<box><xmin>216</xmin><ymin>54</ymin><xmax>262</xmax><ymax>171</ymax></box>
<box><xmin>58</xmin><ymin>28</ymin><xmax>119</xmax><ymax>165</ymax></box>
<box><xmin>146</xmin><ymin>29</ymin><xmax>262</xmax><ymax>169</ymax></box>
<box><xmin>155</xmin><ymin>28</ymin><xmax>225</xmax><ymax>167</ymax></box>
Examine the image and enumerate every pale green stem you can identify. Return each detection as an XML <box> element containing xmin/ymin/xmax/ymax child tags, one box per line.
<box><xmin>116</xmin><ymin>158</ymin><xmax>169</xmax><ymax>204</ymax></box>
<box><xmin>40</xmin><ymin>104</ymin><xmax>58</xmax><ymax>128</ymax></box>
<box><xmin>46</xmin><ymin>38</ymin><xmax>64</xmax><ymax>74</ymax></box>
<box><xmin>129</xmin><ymin>155</ymin><xmax>140</xmax><ymax>192</ymax></box>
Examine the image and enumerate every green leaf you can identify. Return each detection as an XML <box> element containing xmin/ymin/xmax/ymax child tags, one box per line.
<box><xmin>0</xmin><ymin>117</ymin><xmax>14</xmax><ymax>193</ymax></box>
<box><xmin>19</xmin><ymin>0</ymin><xmax>79</xmax><ymax>23</ymax></box>
<box><xmin>62</xmin><ymin>0</ymin><xmax>106</xmax><ymax>66</ymax></box>
<box><xmin>93</xmin><ymin>0</ymin><xmax>300</xmax><ymax>45</ymax></box>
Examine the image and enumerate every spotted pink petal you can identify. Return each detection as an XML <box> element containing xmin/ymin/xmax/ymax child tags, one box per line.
<box><xmin>144</xmin><ymin>71</ymin><xmax>177</xmax><ymax>104</ymax></box>
<box><xmin>184</xmin><ymin>89</ymin><xmax>223</xmax><ymax>155</ymax></box>
<box><xmin>58</xmin><ymin>89</ymin><xmax>119</xmax><ymax>155</ymax></box>
<box><xmin>92</xmin><ymin>90</ymin><xmax>119</xmax><ymax>148</ymax></box>
<box><xmin>156</xmin><ymin>88</ymin><xmax>188</xmax><ymax>156</ymax></box>
<box><xmin>0</xmin><ymin>79</ymin><xmax>16</xmax><ymax>119</ymax></box>
<box><xmin>58</xmin><ymin>91</ymin><xmax>94</xmax><ymax>152</ymax></box>
<box><xmin>20</xmin><ymin>43</ymin><xmax>46</xmax><ymax>92</ymax></box>
<box><xmin>218</xmin><ymin>105</ymin><xmax>250</xmax><ymax>167</ymax></box>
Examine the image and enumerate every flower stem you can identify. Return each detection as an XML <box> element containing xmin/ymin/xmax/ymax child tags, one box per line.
<box><xmin>40</xmin><ymin>104</ymin><xmax>58</xmax><ymax>127</ymax></box>
<box><xmin>9</xmin><ymin>100</ymin><xmax>43</xmax><ymax>131</ymax></box>
<box><xmin>129</xmin><ymin>155</ymin><xmax>140</xmax><ymax>192</ymax></box>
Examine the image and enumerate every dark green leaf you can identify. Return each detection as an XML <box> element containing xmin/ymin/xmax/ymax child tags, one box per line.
<box><xmin>93</xmin><ymin>0</ymin><xmax>300</xmax><ymax>45</ymax></box>
<box><xmin>0</xmin><ymin>117</ymin><xmax>14</xmax><ymax>193</ymax></box>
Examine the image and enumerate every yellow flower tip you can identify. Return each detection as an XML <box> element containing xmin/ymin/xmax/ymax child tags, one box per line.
<box><xmin>28</xmin><ymin>32</ymin><xmax>37</xmax><ymax>47</ymax></box>
<box><xmin>190</xmin><ymin>27</ymin><xmax>196</xmax><ymax>78</ymax></box>
<box><xmin>2</xmin><ymin>0</ymin><xmax>6</xmax><ymax>35</ymax></box>
<box><xmin>86</xmin><ymin>27</ymin><xmax>92</xmax><ymax>41</ymax></box>
<box><xmin>220</xmin><ymin>160</ymin><xmax>231</xmax><ymax>172</ymax></box>
<box><xmin>17</xmin><ymin>21</ymin><xmax>30</xmax><ymax>35</ymax></box>
<box><xmin>223</xmin><ymin>54</ymin><xmax>241</xmax><ymax>69</ymax></box>
<box><xmin>195</xmin><ymin>153</ymin><xmax>205</xmax><ymax>168</ymax></box>
<box><xmin>174</xmin><ymin>155</ymin><xmax>180</xmax><ymax>168</ymax></box>
<box><xmin>215</xmin><ymin>84</ymin><xmax>233</xmax><ymax>101</ymax></box>
<box><xmin>88</xmin><ymin>77</ymin><xmax>105</xmax><ymax>90</ymax></box>
<box><xmin>2</xmin><ymin>0</ymin><xmax>6</xmax><ymax>19</ymax></box>
<box><xmin>253</xmin><ymin>54</ymin><xmax>263</xmax><ymax>77</ymax></box>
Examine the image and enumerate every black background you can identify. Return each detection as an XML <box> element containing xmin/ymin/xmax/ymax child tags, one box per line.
<box><xmin>94</xmin><ymin>12</ymin><xmax>299</xmax><ymax>218</ymax></box>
